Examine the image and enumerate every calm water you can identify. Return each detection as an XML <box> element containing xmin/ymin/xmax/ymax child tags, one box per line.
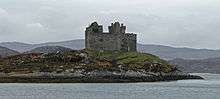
<box><xmin>0</xmin><ymin>73</ymin><xmax>219</xmax><ymax>99</ymax></box>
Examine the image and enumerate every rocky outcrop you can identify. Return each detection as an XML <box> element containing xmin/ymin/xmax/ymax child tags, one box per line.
<box><xmin>0</xmin><ymin>70</ymin><xmax>203</xmax><ymax>83</ymax></box>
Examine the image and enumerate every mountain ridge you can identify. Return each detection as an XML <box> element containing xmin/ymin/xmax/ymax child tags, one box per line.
<box><xmin>0</xmin><ymin>46</ymin><xmax>20</xmax><ymax>58</ymax></box>
<box><xmin>169</xmin><ymin>57</ymin><xmax>220</xmax><ymax>74</ymax></box>
<box><xmin>1</xmin><ymin>39</ymin><xmax>220</xmax><ymax>60</ymax></box>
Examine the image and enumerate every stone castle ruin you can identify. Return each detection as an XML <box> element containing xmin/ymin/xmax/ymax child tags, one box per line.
<box><xmin>85</xmin><ymin>22</ymin><xmax>137</xmax><ymax>51</ymax></box>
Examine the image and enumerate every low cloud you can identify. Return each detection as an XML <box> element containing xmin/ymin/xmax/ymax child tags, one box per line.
<box><xmin>26</xmin><ymin>23</ymin><xmax>44</xmax><ymax>29</ymax></box>
<box><xmin>0</xmin><ymin>0</ymin><xmax>220</xmax><ymax>49</ymax></box>
<box><xmin>0</xmin><ymin>8</ymin><xmax>8</xmax><ymax>17</ymax></box>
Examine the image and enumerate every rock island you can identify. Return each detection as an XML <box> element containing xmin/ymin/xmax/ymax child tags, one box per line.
<box><xmin>0</xmin><ymin>22</ymin><xmax>203</xmax><ymax>83</ymax></box>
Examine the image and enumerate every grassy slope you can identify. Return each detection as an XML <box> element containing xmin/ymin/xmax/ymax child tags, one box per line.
<box><xmin>85</xmin><ymin>50</ymin><xmax>173</xmax><ymax>73</ymax></box>
<box><xmin>0</xmin><ymin>49</ymin><xmax>174</xmax><ymax>74</ymax></box>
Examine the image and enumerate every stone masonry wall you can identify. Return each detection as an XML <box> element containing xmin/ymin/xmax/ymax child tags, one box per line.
<box><xmin>85</xmin><ymin>22</ymin><xmax>137</xmax><ymax>52</ymax></box>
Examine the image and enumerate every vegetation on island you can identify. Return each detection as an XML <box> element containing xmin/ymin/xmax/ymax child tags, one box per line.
<box><xmin>0</xmin><ymin>49</ymin><xmax>175</xmax><ymax>74</ymax></box>
<box><xmin>0</xmin><ymin>49</ymin><xmax>203</xmax><ymax>83</ymax></box>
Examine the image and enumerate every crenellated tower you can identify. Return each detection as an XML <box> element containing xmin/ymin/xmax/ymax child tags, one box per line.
<box><xmin>108</xmin><ymin>22</ymin><xmax>126</xmax><ymax>34</ymax></box>
<box><xmin>85</xmin><ymin>22</ymin><xmax>137</xmax><ymax>52</ymax></box>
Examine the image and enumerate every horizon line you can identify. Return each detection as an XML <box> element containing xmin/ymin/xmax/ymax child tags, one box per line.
<box><xmin>0</xmin><ymin>39</ymin><xmax>219</xmax><ymax>51</ymax></box>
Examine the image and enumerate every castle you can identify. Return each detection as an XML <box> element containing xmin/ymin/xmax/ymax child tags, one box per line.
<box><xmin>85</xmin><ymin>22</ymin><xmax>137</xmax><ymax>51</ymax></box>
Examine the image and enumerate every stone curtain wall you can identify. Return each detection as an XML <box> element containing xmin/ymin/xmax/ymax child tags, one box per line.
<box><xmin>87</xmin><ymin>33</ymin><xmax>122</xmax><ymax>51</ymax></box>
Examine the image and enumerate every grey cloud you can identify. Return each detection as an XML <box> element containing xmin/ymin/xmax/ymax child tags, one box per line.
<box><xmin>0</xmin><ymin>0</ymin><xmax>220</xmax><ymax>49</ymax></box>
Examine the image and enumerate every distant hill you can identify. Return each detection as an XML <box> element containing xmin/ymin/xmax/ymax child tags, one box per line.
<box><xmin>0</xmin><ymin>46</ymin><xmax>20</xmax><ymax>58</ymax></box>
<box><xmin>0</xmin><ymin>39</ymin><xmax>84</xmax><ymax>53</ymax></box>
<box><xmin>26</xmin><ymin>46</ymin><xmax>73</xmax><ymax>54</ymax></box>
<box><xmin>138</xmin><ymin>44</ymin><xmax>220</xmax><ymax>60</ymax></box>
<box><xmin>34</xmin><ymin>39</ymin><xmax>84</xmax><ymax>51</ymax></box>
<box><xmin>0</xmin><ymin>42</ymin><xmax>33</xmax><ymax>53</ymax></box>
<box><xmin>1</xmin><ymin>39</ymin><xmax>220</xmax><ymax>60</ymax></box>
<box><xmin>169</xmin><ymin>58</ymin><xmax>220</xmax><ymax>74</ymax></box>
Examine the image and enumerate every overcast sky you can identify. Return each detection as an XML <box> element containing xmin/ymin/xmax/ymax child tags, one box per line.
<box><xmin>0</xmin><ymin>0</ymin><xmax>220</xmax><ymax>49</ymax></box>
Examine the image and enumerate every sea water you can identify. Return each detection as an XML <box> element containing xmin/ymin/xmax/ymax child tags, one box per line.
<box><xmin>0</xmin><ymin>73</ymin><xmax>219</xmax><ymax>99</ymax></box>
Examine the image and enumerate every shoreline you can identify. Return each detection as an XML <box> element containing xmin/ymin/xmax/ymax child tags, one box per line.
<box><xmin>0</xmin><ymin>74</ymin><xmax>203</xmax><ymax>83</ymax></box>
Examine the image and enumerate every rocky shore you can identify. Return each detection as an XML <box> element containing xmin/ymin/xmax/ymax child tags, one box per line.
<box><xmin>0</xmin><ymin>75</ymin><xmax>203</xmax><ymax>83</ymax></box>
<box><xmin>0</xmin><ymin>71</ymin><xmax>203</xmax><ymax>83</ymax></box>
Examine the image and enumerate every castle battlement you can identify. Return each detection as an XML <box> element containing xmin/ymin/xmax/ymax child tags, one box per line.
<box><xmin>108</xmin><ymin>22</ymin><xmax>126</xmax><ymax>34</ymax></box>
<box><xmin>85</xmin><ymin>22</ymin><xmax>137</xmax><ymax>51</ymax></box>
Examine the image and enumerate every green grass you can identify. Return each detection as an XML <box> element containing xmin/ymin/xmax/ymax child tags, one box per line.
<box><xmin>84</xmin><ymin>50</ymin><xmax>172</xmax><ymax>72</ymax></box>
<box><xmin>117</xmin><ymin>52</ymin><xmax>165</xmax><ymax>64</ymax></box>
<box><xmin>88</xmin><ymin>50</ymin><xmax>168</xmax><ymax>64</ymax></box>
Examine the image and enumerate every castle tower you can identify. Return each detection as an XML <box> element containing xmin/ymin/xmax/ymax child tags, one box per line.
<box><xmin>120</xmin><ymin>23</ymin><xmax>126</xmax><ymax>33</ymax></box>
<box><xmin>108</xmin><ymin>22</ymin><xmax>126</xmax><ymax>34</ymax></box>
<box><xmin>85</xmin><ymin>22</ymin><xmax>103</xmax><ymax>49</ymax></box>
<box><xmin>85</xmin><ymin>22</ymin><xmax>136</xmax><ymax>52</ymax></box>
